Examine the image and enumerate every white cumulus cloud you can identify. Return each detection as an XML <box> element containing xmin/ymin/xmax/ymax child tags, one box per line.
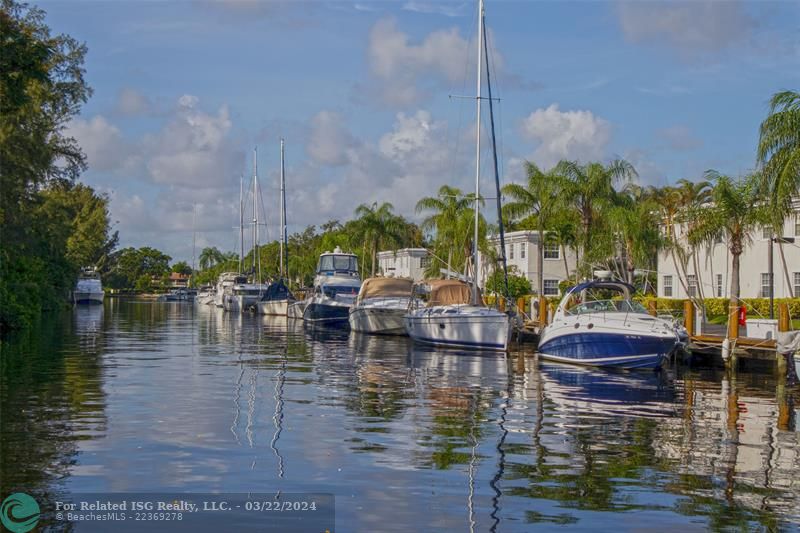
<box><xmin>520</xmin><ymin>104</ymin><xmax>612</xmax><ymax>168</ymax></box>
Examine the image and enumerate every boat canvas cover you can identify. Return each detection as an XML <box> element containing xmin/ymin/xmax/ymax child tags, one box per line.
<box><xmin>357</xmin><ymin>278</ymin><xmax>413</xmax><ymax>303</ymax></box>
<box><xmin>425</xmin><ymin>279</ymin><xmax>482</xmax><ymax>307</ymax></box>
<box><xmin>262</xmin><ymin>280</ymin><xmax>293</xmax><ymax>301</ymax></box>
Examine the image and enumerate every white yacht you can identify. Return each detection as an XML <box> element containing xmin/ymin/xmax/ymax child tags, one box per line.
<box><xmin>195</xmin><ymin>285</ymin><xmax>216</xmax><ymax>305</ymax></box>
<box><xmin>214</xmin><ymin>272</ymin><xmax>243</xmax><ymax>307</ymax></box>
<box><xmin>349</xmin><ymin>277</ymin><xmax>415</xmax><ymax>335</ymax></box>
<box><xmin>405</xmin><ymin>0</ymin><xmax>512</xmax><ymax>351</ymax></box>
<box><xmin>303</xmin><ymin>247</ymin><xmax>361</xmax><ymax>325</ymax></box>
<box><xmin>73</xmin><ymin>268</ymin><xmax>104</xmax><ymax>305</ymax></box>
<box><xmin>537</xmin><ymin>280</ymin><xmax>684</xmax><ymax>370</ymax></box>
<box><xmin>223</xmin><ymin>281</ymin><xmax>269</xmax><ymax>313</ymax></box>
<box><xmin>405</xmin><ymin>279</ymin><xmax>512</xmax><ymax>351</ymax></box>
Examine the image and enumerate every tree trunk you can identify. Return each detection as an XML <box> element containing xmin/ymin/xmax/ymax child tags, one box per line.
<box><xmin>371</xmin><ymin>240</ymin><xmax>377</xmax><ymax>277</ymax></box>
<box><xmin>447</xmin><ymin>249</ymin><xmax>452</xmax><ymax>279</ymax></box>
<box><xmin>730</xmin><ymin>250</ymin><xmax>741</xmax><ymax>302</ymax></box>
<box><xmin>778</xmin><ymin>240</ymin><xmax>794</xmax><ymax>298</ymax></box>
<box><xmin>561</xmin><ymin>243</ymin><xmax>569</xmax><ymax>280</ymax></box>
<box><xmin>537</xmin><ymin>225</ymin><xmax>544</xmax><ymax>297</ymax></box>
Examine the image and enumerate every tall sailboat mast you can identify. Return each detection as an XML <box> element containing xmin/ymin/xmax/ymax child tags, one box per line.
<box><xmin>279</xmin><ymin>139</ymin><xmax>286</xmax><ymax>279</ymax></box>
<box><xmin>252</xmin><ymin>148</ymin><xmax>259</xmax><ymax>277</ymax></box>
<box><xmin>472</xmin><ymin>0</ymin><xmax>485</xmax><ymax>306</ymax></box>
<box><xmin>239</xmin><ymin>175</ymin><xmax>244</xmax><ymax>273</ymax></box>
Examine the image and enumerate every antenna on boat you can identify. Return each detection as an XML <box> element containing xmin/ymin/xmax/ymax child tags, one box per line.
<box><xmin>471</xmin><ymin>0</ymin><xmax>484</xmax><ymax>306</ymax></box>
<box><xmin>239</xmin><ymin>174</ymin><xmax>244</xmax><ymax>274</ymax></box>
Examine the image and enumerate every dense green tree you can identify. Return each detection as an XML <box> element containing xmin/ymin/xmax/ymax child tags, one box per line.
<box><xmin>353</xmin><ymin>202</ymin><xmax>405</xmax><ymax>276</ymax></box>
<box><xmin>502</xmin><ymin>162</ymin><xmax>565</xmax><ymax>296</ymax></box>
<box><xmin>105</xmin><ymin>247</ymin><xmax>171</xmax><ymax>289</ymax></box>
<box><xmin>757</xmin><ymin>90</ymin><xmax>800</xmax><ymax>214</ymax></box>
<box><xmin>485</xmin><ymin>270</ymin><xmax>532</xmax><ymax>299</ymax></box>
<box><xmin>171</xmin><ymin>261</ymin><xmax>192</xmax><ymax>276</ymax></box>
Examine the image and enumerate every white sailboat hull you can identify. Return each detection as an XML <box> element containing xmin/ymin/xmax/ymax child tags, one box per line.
<box><xmin>349</xmin><ymin>307</ymin><xmax>407</xmax><ymax>335</ymax></box>
<box><xmin>405</xmin><ymin>306</ymin><xmax>512</xmax><ymax>351</ymax></box>
<box><xmin>256</xmin><ymin>299</ymin><xmax>289</xmax><ymax>316</ymax></box>
<box><xmin>287</xmin><ymin>301</ymin><xmax>306</xmax><ymax>320</ymax></box>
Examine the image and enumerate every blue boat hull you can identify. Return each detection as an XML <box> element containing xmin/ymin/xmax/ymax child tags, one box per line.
<box><xmin>538</xmin><ymin>332</ymin><xmax>675</xmax><ymax>370</ymax></box>
<box><xmin>304</xmin><ymin>303</ymin><xmax>350</xmax><ymax>326</ymax></box>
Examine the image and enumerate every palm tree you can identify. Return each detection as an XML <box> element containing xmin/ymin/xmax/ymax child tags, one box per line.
<box><xmin>353</xmin><ymin>202</ymin><xmax>405</xmax><ymax>276</ymax></box>
<box><xmin>688</xmin><ymin>172</ymin><xmax>769</xmax><ymax>334</ymax></box>
<box><xmin>502</xmin><ymin>162</ymin><xmax>564</xmax><ymax>296</ymax></box>
<box><xmin>607</xmin><ymin>185</ymin><xmax>663</xmax><ymax>285</ymax></box>
<box><xmin>556</xmin><ymin>159</ymin><xmax>638</xmax><ymax>274</ymax></box>
<box><xmin>757</xmin><ymin>90</ymin><xmax>800</xmax><ymax>212</ymax></box>
<box><xmin>198</xmin><ymin>246</ymin><xmax>225</xmax><ymax>270</ymax></box>
<box><xmin>416</xmin><ymin>185</ymin><xmax>484</xmax><ymax>278</ymax></box>
<box><xmin>675</xmin><ymin>178</ymin><xmax>712</xmax><ymax>303</ymax></box>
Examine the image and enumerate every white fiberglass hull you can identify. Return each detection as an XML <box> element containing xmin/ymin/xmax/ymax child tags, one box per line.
<box><xmin>256</xmin><ymin>299</ymin><xmax>289</xmax><ymax>316</ymax></box>
<box><xmin>73</xmin><ymin>290</ymin><xmax>104</xmax><ymax>305</ymax></box>
<box><xmin>349</xmin><ymin>307</ymin><xmax>407</xmax><ymax>335</ymax></box>
<box><xmin>287</xmin><ymin>301</ymin><xmax>306</xmax><ymax>320</ymax></box>
<box><xmin>405</xmin><ymin>306</ymin><xmax>512</xmax><ymax>351</ymax></box>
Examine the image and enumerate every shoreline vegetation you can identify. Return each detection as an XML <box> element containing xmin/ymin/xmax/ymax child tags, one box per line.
<box><xmin>1</xmin><ymin>1</ymin><xmax>798</xmax><ymax>334</ymax></box>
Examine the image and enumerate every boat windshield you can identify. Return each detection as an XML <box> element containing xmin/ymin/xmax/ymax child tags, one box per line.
<box><xmin>318</xmin><ymin>254</ymin><xmax>358</xmax><ymax>273</ymax></box>
<box><xmin>565</xmin><ymin>299</ymin><xmax>649</xmax><ymax>315</ymax></box>
<box><xmin>322</xmin><ymin>286</ymin><xmax>358</xmax><ymax>298</ymax></box>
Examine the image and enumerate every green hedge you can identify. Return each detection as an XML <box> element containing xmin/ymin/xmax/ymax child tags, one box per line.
<box><xmin>636</xmin><ymin>297</ymin><xmax>800</xmax><ymax>319</ymax></box>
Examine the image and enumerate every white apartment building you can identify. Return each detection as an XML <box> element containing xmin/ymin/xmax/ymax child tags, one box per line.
<box><xmin>376</xmin><ymin>248</ymin><xmax>430</xmax><ymax>281</ymax></box>
<box><xmin>657</xmin><ymin>207</ymin><xmax>800</xmax><ymax>299</ymax></box>
<box><xmin>479</xmin><ymin>230</ymin><xmax>577</xmax><ymax>296</ymax></box>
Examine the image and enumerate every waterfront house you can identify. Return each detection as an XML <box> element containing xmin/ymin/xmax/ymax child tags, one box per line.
<box><xmin>376</xmin><ymin>248</ymin><xmax>429</xmax><ymax>281</ymax></box>
<box><xmin>479</xmin><ymin>230</ymin><xmax>578</xmax><ymax>296</ymax></box>
<box><xmin>657</xmin><ymin>202</ymin><xmax>800</xmax><ymax>299</ymax></box>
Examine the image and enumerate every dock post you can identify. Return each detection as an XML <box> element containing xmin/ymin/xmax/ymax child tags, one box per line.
<box><xmin>517</xmin><ymin>297</ymin><xmax>525</xmax><ymax>317</ymax></box>
<box><xmin>647</xmin><ymin>300</ymin><xmax>657</xmax><ymax>317</ymax></box>
<box><xmin>778</xmin><ymin>303</ymin><xmax>790</xmax><ymax>333</ymax></box>
<box><xmin>725</xmin><ymin>303</ymin><xmax>740</xmax><ymax>368</ymax></box>
<box><xmin>538</xmin><ymin>295</ymin><xmax>548</xmax><ymax>327</ymax></box>
<box><xmin>683</xmin><ymin>300</ymin><xmax>695</xmax><ymax>337</ymax></box>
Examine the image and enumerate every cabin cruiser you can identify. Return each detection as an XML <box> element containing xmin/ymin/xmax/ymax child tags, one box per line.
<box><xmin>404</xmin><ymin>279</ymin><xmax>513</xmax><ymax>351</ymax></box>
<box><xmin>303</xmin><ymin>247</ymin><xmax>361</xmax><ymax>325</ymax></box>
<box><xmin>73</xmin><ymin>268</ymin><xmax>104</xmax><ymax>305</ymax></box>
<box><xmin>159</xmin><ymin>288</ymin><xmax>193</xmax><ymax>302</ymax></box>
<box><xmin>349</xmin><ymin>277</ymin><xmax>415</xmax><ymax>335</ymax></box>
<box><xmin>537</xmin><ymin>280</ymin><xmax>684</xmax><ymax>370</ymax></box>
<box><xmin>195</xmin><ymin>285</ymin><xmax>216</xmax><ymax>305</ymax></box>
<box><xmin>214</xmin><ymin>272</ymin><xmax>243</xmax><ymax>307</ymax></box>
<box><xmin>223</xmin><ymin>280</ymin><xmax>269</xmax><ymax>313</ymax></box>
<box><xmin>256</xmin><ymin>279</ymin><xmax>295</xmax><ymax>316</ymax></box>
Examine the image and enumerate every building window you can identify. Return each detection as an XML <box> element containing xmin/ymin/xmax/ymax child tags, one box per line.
<box><xmin>520</xmin><ymin>243</ymin><xmax>526</xmax><ymax>259</ymax></box>
<box><xmin>508</xmin><ymin>244</ymin><xmax>514</xmax><ymax>260</ymax></box>
<box><xmin>762</xmin><ymin>226</ymin><xmax>772</xmax><ymax>239</ymax></box>
<box><xmin>543</xmin><ymin>242</ymin><xmax>559</xmax><ymax>259</ymax></box>
<box><xmin>716</xmin><ymin>274</ymin><xmax>723</xmax><ymax>298</ymax></box>
<box><xmin>761</xmin><ymin>273</ymin><xmax>771</xmax><ymax>298</ymax></box>
<box><xmin>795</xmin><ymin>272</ymin><xmax>800</xmax><ymax>296</ymax></box>
<box><xmin>687</xmin><ymin>274</ymin><xmax>697</xmax><ymax>298</ymax></box>
<box><xmin>663</xmin><ymin>275</ymin><xmax>673</xmax><ymax>297</ymax></box>
<box><xmin>543</xmin><ymin>279</ymin><xmax>559</xmax><ymax>296</ymax></box>
<box><xmin>795</xmin><ymin>215</ymin><xmax>800</xmax><ymax>237</ymax></box>
<box><xmin>420</xmin><ymin>256</ymin><xmax>430</xmax><ymax>269</ymax></box>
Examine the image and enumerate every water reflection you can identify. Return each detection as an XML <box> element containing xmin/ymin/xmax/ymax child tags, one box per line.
<box><xmin>1</xmin><ymin>300</ymin><xmax>799</xmax><ymax>531</ymax></box>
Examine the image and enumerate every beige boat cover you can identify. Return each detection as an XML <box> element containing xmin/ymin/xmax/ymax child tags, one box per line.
<box><xmin>425</xmin><ymin>279</ymin><xmax>482</xmax><ymax>307</ymax></box>
<box><xmin>357</xmin><ymin>277</ymin><xmax>413</xmax><ymax>302</ymax></box>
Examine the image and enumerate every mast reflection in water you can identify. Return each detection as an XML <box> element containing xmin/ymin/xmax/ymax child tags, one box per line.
<box><xmin>1</xmin><ymin>299</ymin><xmax>798</xmax><ymax>531</ymax></box>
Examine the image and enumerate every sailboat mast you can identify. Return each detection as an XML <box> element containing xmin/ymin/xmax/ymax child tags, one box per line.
<box><xmin>472</xmin><ymin>0</ymin><xmax>484</xmax><ymax>306</ymax></box>
<box><xmin>191</xmin><ymin>202</ymin><xmax>197</xmax><ymax>283</ymax></box>
<box><xmin>252</xmin><ymin>148</ymin><xmax>258</xmax><ymax>278</ymax></box>
<box><xmin>239</xmin><ymin>175</ymin><xmax>244</xmax><ymax>273</ymax></box>
<box><xmin>279</xmin><ymin>138</ymin><xmax>286</xmax><ymax>279</ymax></box>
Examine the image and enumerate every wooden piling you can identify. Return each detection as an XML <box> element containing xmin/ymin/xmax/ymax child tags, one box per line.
<box><xmin>538</xmin><ymin>296</ymin><xmax>548</xmax><ymax>327</ymax></box>
<box><xmin>683</xmin><ymin>300</ymin><xmax>695</xmax><ymax>337</ymax></box>
<box><xmin>778</xmin><ymin>303</ymin><xmax>790</xmax><ymax>332</ymax></box>
<box><xmin>647</xmin><ymin>300</ymin><xmax>657</xmax><ymax>317</ymax></box>
<box><xmin>728</xmin><ymin>304</ymin><xmax>740</xmax><ymax>340</ymax></box>
<box><xmin>517</xmin><ymin>297</ymin><xmax>526</xmax><ymax>317</ymax></box>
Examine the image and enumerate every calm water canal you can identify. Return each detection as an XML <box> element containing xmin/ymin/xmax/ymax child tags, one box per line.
<box><xmin>2</xmin><ymin>299</ymin><xmax>800</xmax><ymax>531</ymax></box>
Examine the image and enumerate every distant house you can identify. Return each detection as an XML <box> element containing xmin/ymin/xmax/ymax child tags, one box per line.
<box><xmin>168</xmin><ymin>272</ymin><xmax>190</xmax><ymax>288</ymax></box>
<box><xmin>657</xmin><ymin>202</ymin><xmax>800</xmax><ymax>299</ymax></box>
<box><xmin>478</xmin><ymin>230</ymin><xmax>577</xmax><ymax>296</ymax></box>
<box><xmin>376</xmin><ymin>248</ymin><xmax>429</xmax><ymax>281</ymax></box>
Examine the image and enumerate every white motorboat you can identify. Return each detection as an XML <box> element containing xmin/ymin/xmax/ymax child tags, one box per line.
<box><xmin>223</xmin><ymin>281</ymin><xmax>269</xmax><ymax>313</ymax></box>
<box><xmin>73</xmin><ymin>268</ymin><xmax>104</xmax><ymax>305</ymax></box>
<box><xmin>349</xmin><ymin>277</ymin><xmax>415</xmax><ymax>335</ymax></box>
<box><xmin>405</xmin><ymin>0</ymin><xmax>512</xmax><ymax>351</ymax></box>
<box><xmin>195</xmin><ymin>285</ymin><xmax>216</xmax><ymax>305</ymax></box>
<box><xmin>303</xmin><ymin>247</ymin><xmax>361</xmax><ymax>325</ymax></box>
<box><xmin>256</xmin><ymin>279</ymin><xmax>295</xmax><ymax>316</ymax></box>
<box><xmin>537</xmin><ymin>280</ymin><xmax>684</xmax><ymax>370</ymax></box>
<box><xmin>215</xmin><ymin>272</ymin><xmax>243</xmax><ymax>307</ymax></box>
<box><xmin>287</xmin><ymin>300</ymin><xmax>307</xmax><ymax>320</ymax></box>
<box><xmin>405</xmin><ymin>279</ymin><xmax>512</xmax><ymax>351</ymax></box>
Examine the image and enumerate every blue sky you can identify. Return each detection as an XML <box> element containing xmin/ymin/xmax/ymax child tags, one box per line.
<box><xmin>42</xmin><ymin>0</ymin><xmax>800</xmax><ymax>263</ymax></box>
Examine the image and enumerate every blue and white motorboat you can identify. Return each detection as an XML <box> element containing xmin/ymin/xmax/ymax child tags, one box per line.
<box><xmin>537</xmin><ymin>281</ymin><xmax>683</xmax><ymax>370</ymax></box>
<box><xmin>73</xmin><ymin>268</ymin><xmax>104</xmax><ymax>305</ymax></box>
<box><xmin>303</xmin><ymin>247</ymin><xmax>361</xmax><ymax>325</ymax></box>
